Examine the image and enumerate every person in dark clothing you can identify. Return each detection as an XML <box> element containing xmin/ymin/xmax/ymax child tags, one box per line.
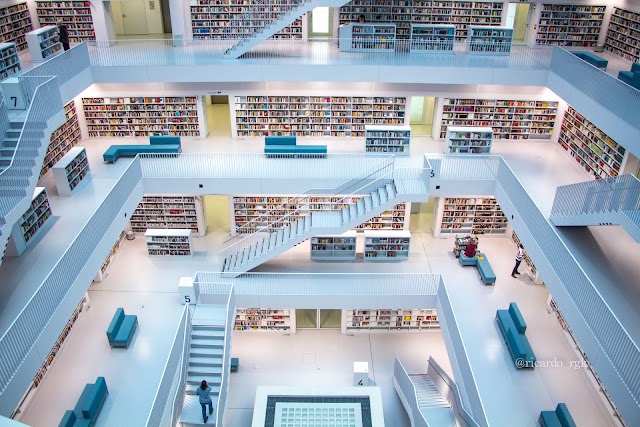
<box><xmin>511</xmin><ymin>244</ymin><xmax>524</xmax><ymax>278</ymax></box>
<box><xmin>57</xmin><ymin>19</ymin><xmax>70</xmax><ymax>51</ymax></box>
<box><xmin>196</xmin><ymin>380</ymin><xmax>213</xmax><ymax>423</ymax></box>
<box><xmin>463</xmin><ymin>237</ymin><xmax>477</xmax><ymax>258</ymax></box>
<box><xmin>358</xmin><ymin>14</ymin><xmax>366</xmax><ymax>23</ymax></box>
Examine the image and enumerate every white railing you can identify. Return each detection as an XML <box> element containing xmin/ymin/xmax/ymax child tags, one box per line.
<box><xmin>216</xmin><ymin>286</ymin><xmax>236</xmax><ymax>426</ymax></box>
<box><xmin>436</xmin><ymin>279</ymin><xmax>488</xmax><ymax>427</ymax></box>
<box><xmin>393</xmin><ymin>358</ymin><xmax>429</xmax><ymax>427</ymax></box>
<box><xmin>424</xmin><ymin>154</ymin><xmax>500</xmax><ymax>181</ymax></box>
<box><xmin>145</xmin><ymin>303</ymin><xmax>190</xmax><ymax>427</ymax></box>
<box><xmin>551</xmin><ymin>174</ymin><xmax>640</xmax><ymax>217</ymax></box>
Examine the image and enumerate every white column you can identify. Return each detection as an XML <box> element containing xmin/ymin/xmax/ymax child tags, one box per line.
<box><xmin>91</xmin><ymin>1</ymin><xmax>116</xmax><ymax>44</ymax></box>
<box><xmin>169</xmin><ymin>0</ymin><xmax>193</xmax><ymax>45</ymax></box>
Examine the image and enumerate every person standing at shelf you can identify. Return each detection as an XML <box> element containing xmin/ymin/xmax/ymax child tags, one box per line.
<box><xmin>511</xmin><ymin>243</ymin><xmax>524</xmax><ymax>278</ymax></box>
<box><xmin>196</xmin><ymin>380</ymin><xmax>213</xmax><ymax>423</ymax></box>
<box><xmin>57</xmin><ymin>19</ymin><xmax>70</xmax><ymax>51</ymax></box>
<box><xmin>463</xmin><ymin>237</ymin><xmax>477</xmax><ymax>258</ymax></box>
<box><xmin>358</xmin><ymin>14</ymin><xmax>366</xmax><ymax>23</ymax></box>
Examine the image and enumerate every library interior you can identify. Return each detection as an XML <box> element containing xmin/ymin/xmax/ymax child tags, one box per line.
<box><xmin>0</xmin><ymin>0</ymin><xmax>639</xmax><ymax>426</ymax></box>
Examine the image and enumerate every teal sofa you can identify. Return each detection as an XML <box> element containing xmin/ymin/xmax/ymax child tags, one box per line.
<box><xmin>459</xmin><ymin>252</ymin><xmax>496</xmax><ymax>285</ymax></box>
<box><xmin>103</xmin><ymin>135</ymin><xmax>182</xmax><ymax>163</ymax></box>
<box><xmin>572</xmin><ymin>51</ymin><xmax>608</xmax><ymax>70</ymax></box>
<box><xmin>618</xmin><ymin>62</ymin><xmax>640</xmax><ymax>90</ymax></box>
<box><xmin>264</xmin><ymin>135</ymin><xmax>327</xmax><ymax>157</ymax></box>
<box><xmin>106</xmin><ymin>307</ymin><xmax>138</xmax><ymax>348</ymax></box>
<box><xmin>539</xmin><ymin>403</ymin><xmax>577</xmax><ymax>427</ymax></box>
<box><xmin>59</xmin><ymin>377</ymin><xmax>108</xmax><ymax>427</ymax></box>
<box><xmin>496</xmin><ymin>303</ymin><xmax>536</xmax><ymax>369</ymax></box>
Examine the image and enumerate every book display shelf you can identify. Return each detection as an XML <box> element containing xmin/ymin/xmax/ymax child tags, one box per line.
<box><xmin>435</xmin><ymin>196</ymin><xmax>508</xmax><ymax>236</ymax></box>
<box><xmin>35</xmin><ymin>1</ymin><xmax>95</xmax><ymax>43</ymax></box>
<box><xmin>364</xmin><ymin>125</ymin><xmax>411</xmax><ymax>155</ymax></box>
<box><xmin>233</xmin><ymin>95</ymin><xmax>407</xmax><ymax>138</ymax></box>
<box><xmin>410</xmin><ymin>24</ymin><xmax>455</xmax><ymax>52</ymax></box>
<box><xmin>558</xmin><ymin>106</ymin><xmax>626</xmax><ymax>179</ymax></box>
<box><xmin>339</xmin><ymin>0</ymin><xmax>503</xmax><ymax>40</ymax></box>
<box><xmin>82</xmin><ymin>96</ymin><xmax>202</xmax><ymax>138</ymax></box>
<box><xmin>40</xmin><ymin>101</ymin><xmax>81</xmax><ymax>178</ymax></box>
<box><xmin>605</xmin><ymin>7</ymin><xmax>640</xmax><ymax>62</ymax></box>
<box><xmin>453</xmin><ymin>236</ymin><xmax>480</xmax><ymax>257</ymax></box>
<box><xmin>32</xmin><ymin>296</ymin><xmax>86</xmax><ymax>389</ymax></box>
<box><xmin>94</xmin><ymin>230</ymin><xmax>126</xmax><ymax>282</ymax></box>
<box><xmin>536</xmin><ymin>4</ymin><xmax>605</xmax><ymax>47</ymax></box>
<box><xmin>445</xmin><ymin>126</ymin><xmax>493</xmax><ymax>154</ymax></box>
<box><xmin>52</xmin><ymin>147</ymin><xmax>89</xmax><ymax>196</ymax></box>
<box><xmin>232</xmin><ymin>196</ymin><xmax>408</xmax><ymax>234</ymax></box>
<box><xmin>131</xmin><ymin>195</ymin><xmax>206</xmax><ymax>236</ymax></box>
<box><xmin>145</xmin><ymin>228</ymin><xmax>192</xmax><ymax>257</ymax></box>
<box><xmin>0</xmin><ymin>43</ymin><xmax>20</xmax><ymax>80</ymax></box>
<box><xmin>310</xmin><ymin>231</ymin><xmax>357</xmax><ymax>261</ymax></box>
<box><xmin>467</xmin><ymin>26</ymin><xmax>512</xmax><ymax>54</ymax></box>
<box><xmin>7</xmin><ymin>187</ymin><xmax>53</xmax><ymax>256</ymax></box>
<box><xmin>512</xmin><ymin>231</ymin><xmax>543</xmax><ymax>284</ymax></box>
<box><xmin>438</xmin><ymin>98</ymin><xmax>559</xmax><ymax>141</ymax></box>
<box><xmin>338</xmin><ymin>23</ymin><xmax>396</xmax><ymax>52</ymax></box>
<box><xmin>26</xmin><ymin>25</ymin><xmax>62</xmax><ymax>62</ymax></box>
<box><xmin>342</xmin><ymin>309</ymin><xmax>439</xmax><ymax>333</ymax></box>
<box><xmin>363</xmin><ymin>230</ymin><xmax>410</xmax><ymax>261</ymax></box>
<box><xmin>0</xmin><ymin>2</ymin><xmax>32</xmax><ymax>51</ymax></box>
<box><xmin>190</xmin><ymin>0</ymin><xmax>303</xmax><ymax>40</ymax></box>
<box><xmin>235</xmin><ymin>308</ymin><xmax>295</xmax><ymax>333</ymax></box>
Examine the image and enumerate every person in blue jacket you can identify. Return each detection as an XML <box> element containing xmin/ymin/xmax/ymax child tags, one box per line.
<box><xmin>196</xmin><ymin>380</ymin><xmax>213</xmax><ymax>423</ymax></box>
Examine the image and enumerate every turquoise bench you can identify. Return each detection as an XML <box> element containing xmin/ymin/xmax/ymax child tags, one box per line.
<box><xmin>459</xmin><ymin>252</ymin><xmax>495</xmax><ymax>285</ymax></box>
<box><xmin>539</xmin><ymin>403</ymin><xmax>576</xmax><ymax>427</ymax></box>
<box><xmin>618</xmin><ymin>62</ymin><xmax>640</xmax><ymax>90</ymax></box>
<box><xmin>106</xmin><ymin>307</ymin><xmax>138</xmax><ymax>348</ymax></box>
<box><xmin>59</xmin><ymin>377</ymin><xmax>108</xmax><ymax>427</ymax></box>
<box><xmin>103</xmin><ymin>135</ymin><xmax>182</xmax><ymax>163</ymax></box>
<box><xmin>496</xmin><ymin>303</ymin><xmax>536</xmax><ymax>369</ymax></box>
<box><xmin>264</xmin><ymin>135</ymin><xmax>327</xmax><ymax>158</ymax></box>
<box><xmin>231</xmin><ymin>357</ymin><xmax>239</xmax><ymax>372</ymax></box>
<box><xmin>572</xmin><ymin>51</ymin><xmax>608</xmax><ymax>70</ymax></box>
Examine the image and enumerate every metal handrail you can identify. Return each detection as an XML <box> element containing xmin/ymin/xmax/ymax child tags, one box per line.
<box><xmin>215</xmin><ymin>286</ymin><xmax>235</xmax><ymax>426</ymax></box>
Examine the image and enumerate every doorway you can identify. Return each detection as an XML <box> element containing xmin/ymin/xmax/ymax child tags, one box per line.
<box><xmin>409</xmin><ymin>96</ymin><xmax>436</xmax><ymax>135</ymax></box>
<box><xmin>206</xmin><ymin>95</ymin><xmax>231</xmax><ymax>138</ymax></box>
<box><xmin>296</xmin><ymin>309</ymin><xmax>342</xmax><ymax>329</ymax></box>
<box><xmin>506</xmin><ymin>3</ymin><xmax>531</xmax><ymax>43</ymax></box>
<box><xmin>308</xmin><ymin>7</ymin><xmax>333</xmax><ymax>38</ymax></box>
<box><xmin>113</xmin><ymin>0</ymin><xmax>170</xmax><ymax>37</ymax></box>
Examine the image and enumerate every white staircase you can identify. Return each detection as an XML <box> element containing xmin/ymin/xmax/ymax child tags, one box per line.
<box><xmin>0</xmin><ymin>120</ymin><xmax>24</xmax><ymax>172</ymax></box>
<box><xmin>219</xmin><ymin>181</ymin><xmax>399</xmax><ymax>276</ymax></box>
<box><xmin>223</xmin><ymin>0</ymin><xmax>350</xmax><ymax>59</ymax></box>
<box><xmin>180</xmin><ymin>308</ymin><xmax>227</xmax><ymax>426</ymax></box>
<box><xmin>408</xmin><ymin>374</ymin><xmax>458</xmax><ymax>427</ymax></box>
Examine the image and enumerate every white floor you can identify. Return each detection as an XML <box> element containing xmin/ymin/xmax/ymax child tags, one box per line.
<box><xmin>4</xmin><ymin>106</ymin><xmax>635</xmax><ymax>427</ymax></box>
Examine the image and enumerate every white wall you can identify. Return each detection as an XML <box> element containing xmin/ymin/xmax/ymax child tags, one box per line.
<box><xmin>110</xmin><ymin>0</ymin><xmax>164</xmax><ymax>35</ymax></box>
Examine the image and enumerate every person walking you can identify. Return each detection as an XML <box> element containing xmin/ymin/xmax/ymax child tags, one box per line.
<box><xmin>57</xmin><ymin>19</ymin><xmax>70</xmax><ymax>51</ymax></box>
<box><xmin>511</xmin><ymin>244</ymin><xmax>524</xmax><ymax>278</ymax></box>
<box><xmin>196</xmin><ymin>380</ymin><xmax>213</xmax><ymax>423</ymax></box>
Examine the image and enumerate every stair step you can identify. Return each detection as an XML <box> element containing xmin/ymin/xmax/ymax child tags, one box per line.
<box><xmin>185</xmin><ymin>384</ymin><xmax>222</xmax><ymax>395</ymax></box>
<box><xmin>356</xmin><ymin>199</ymin><xmax>365</xmax><ymax>215</ymax></box>
<box><xmin>188</xmin><ymin>366</ymin><xmax>223</xmax><ymax>376</ymax></box>
<box><xmin>191</xmin><ymin>328</ymin><xmax>225</xmax><ymax>338</ymax></box>
<box><xmin>364</xmin><ymin>195</ymin><xmax>373</xmax><ymax>211</ymax></box>
<box><xmin>304</xmin><ymin>215</ymin><xmax>311</xmax><ymax>231</ymax></box>
<box><xmin>187</xmin><ymin>373</ymin><xmax>222</xmax><ymax>386</ymax></box>
<box><xmin>189</xmin><ymin>356</ymin><xmax>223</xmax><ymax>367</ymax></box>
<box><xmin>385</xmin><ymin>183</ymin><xmax>396</xmax><ymax>199</ymax></box>
<box><xmin>371</xmin><ymin>191</ymin><xmax>380</xmax><ymax>207</ymax></box>
<box><xmin>269</xmin><ymin>232</ymin><xmax>277</xmax><ymax>250</ymax></box>
<box><xmin>9</xmin><ymin>121</ymin><xmax>24</xmax><ymax>129</ymax></box>
<box><xmin>378</xmin><ymin>187</ymin><xmax>388</xmax><ymax>203</ymax></box>
<box><xmin>342</xmin><ymin>207</ymin><xmax>349</xmax><ymax>223</ymax></box>
<box><xmin>191</xmin><ymin>338</ymin><xmax>224</xmax><ymax>348</ymax></box>
<box><xmin>190</xmin><ymin>346</ymin><xmax>224</xmax><ymax>357</ymax></box>
<box><xmin>349</xmin><ymin>203</ymin><xmax>357</xmax><ymax>219</ymax></box>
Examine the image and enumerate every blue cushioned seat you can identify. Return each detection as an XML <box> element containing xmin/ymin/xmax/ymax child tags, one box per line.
<box><xmin>265</xmin><ymin>145</ymin><xmax>295</xmax><ymax>154</ymax></box>
<box><xmin>555</xmin><ymin>403</ymin><xmax>576</xmax><ymax>427</ymax></box>
<box><xmin>508</xmin><ymin>302</ymin><xmax>527</xmax><ymax>334</ymax></box>
<box><xmin>459</xmin><ymin>252</ymin><xmax>478</xmax><ymax>266</ymax></box>
<box><xmin>150</xmin><ymin>135</ymin><xmax>181</xmax><ymax>145</ymax></box>
<box><xmin>476</xmin><ymin>253</ymin><xmax>496</xmax><ymax>285</ymax></box>
<box><xmin>572</xmin><ymin>51</ymin><xmax>608</xmax><ymax>69</ymax></box>
<box><xmin>496</xmin><ymin>304</ymin><xmax>536</xmax><ymax>369</ymax></box>
<box><xmin>106</xmin><ymin>308</ymin><xmax>138</xmax><ymax>348</ymax></box>
<box><xmin>632</xmin><ymin>62</ymin><xmax>640</xmax><ymax>74</ymax></box>
<box><xmin>296</xmin><ymin>145</ymin><xmax>327</xmax><ymax>154</ymax></box>
<box><xmin>265</xmin><ymin>136</ymin><xmax>296</xmax><ymax>145</ymax></box>
<box><xmin>103</xmin><ymin>142</ymin><xmax>181</xmax><ymax>163</ymax></box>
<box><xmin>539</xmin><ymin>411</ymin><xmax>563</xmax><ymax>427</ymax></box>
<box><xmin>231</xmin><ymin>357</ymin><xmax>239</xmax><ymax>372</ymax></box>
<box><xmin>59</xmin><ymin>410</ymin><xmax>77</xmax><ymax>427</ymax></box>
<box><xmin>618</xmin><ymin>70</ymin><xmax>640</xmax><ymax>90</ymax></box>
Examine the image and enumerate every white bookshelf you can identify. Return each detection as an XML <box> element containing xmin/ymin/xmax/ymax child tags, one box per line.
<box><xmin>342</xmin><ymin>308</ymin><xmax>439</xmax><ymax>333</ymax></box>
<box><xmin>131</xmin><ymin>195</ymin><xmax>206</xmax><ymax>236</ymax></box>
<box><xmin>537</xmin><ymin>4</ymin><xmax>605</xmax><ymax>47</ymax></box>
<box><xmin>190</xmin><ymin>0</ymin><xmax>303</xmax><ymax>40</ymax></box>
<box><xmin>339</xmin><ymin>23</ymin><xmax>396</xmax><ymax>52</ymax></box>
<box><xmin>445</xmin><ymin>126</ymin><xmax>493</xmax><ymax>154</ymax></box>
<box><xmin>468</xmin><ymin>26</ymin><xmax>513</xmax><ymax>54</ymax></box>
<box><xmin>26</xmin><ymin>25</ymin><xmax>62</xmax><ymax>62</ymax></box>
<box><xmin>310</xmin><ymin>231</ymin><xmax>357</xmax><ymax>261</ymax></box>
<box><xmin>339</xmin><ymin>0</ymin><xmax>504</xmax><ymax>40</ymax></box>
<box><xmin>410</xmin><ymin>24</ymin><xmax>455</xmax><ymax>53</ymax></box>
<box><xmin>6</xmin><ymin>187</ymin><xmax>53</xmax><ymax>256</ymax></box>
<box><xmin>365</xmin><ymin>125</ymin><xmax>411</xmax><ymax>155</ymax></box>
<box><xmin>364</xmin><ymin>230</ymin><xmax>410</xmax><ymax>261</ymax></box>
<box><xmin>234</xmin><ymin>308</ymin><xmax>295</xmax><ymax>333</ymax></box>
<box><xmin>438</xmin><ymin>98</ymin><xmax>559</xmax><ymax>141</ymax></box>
<box><xmin>606</xmin><ymin>7</ymin><xmax>640</xmax><ymax>62</ymax></box>
<box><xmin>40</xmin><ymin>101</ymin><xmax>81</xmax><ymax>178</ymax></box>
<box><xmin>232</xmin><ymin>196</ymin><xmax>409</xmax><ymax>234</ymax></box>
<box><xmin>145</xmin><ymin>228</ymin><xmax>192</xmax><ymax>257</ymax></box>
<box><xmin>82</xmin><ymin>96</ymin><xmax>203</xmax><ymax>138</ymax></box>
<box><xmin>0</xmin><ymin>2</ymin><xmax>33</xmax><ymax>51</ymax></box>
<box><xmin>35</xmin><ymin>1</ymin><xmax>95</xmax><ymax>43</ymax></box>
<box><xmin>233</xmin><ymin>95</ymin><xmax>407</xmax><ymax>138</ymax></box>
<box><xmin>52</xmin><ymin>147</ymin><xmax>89</xmax><ymax>196</ymax></box>
<box><xmin>434</xmin><ymin>196</ymin><xmax>508</xmax><ymax>236</ymax></box>
<box><xmin>558</xmin><ymin>106</ymin><xmax>625</xmax><ymax>179</ymax></box>
<box><xmin>94</xmin><ymin>230</ymin><xmax>126</xmax><ymax>282</ymax></box>
<box><xmin>0</xmin><ymin>42</ymin><xmax>20</xmax><ymax>80</ymax></box>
